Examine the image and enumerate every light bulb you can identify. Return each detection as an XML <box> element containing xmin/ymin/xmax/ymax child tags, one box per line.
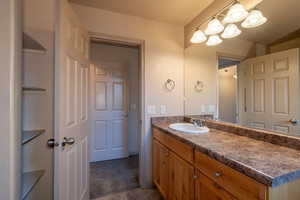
<box><xmin>221</xmin><ymin>24</ymin><xmax>241</xmax><ymax>39</ymax></box>
<box><xmin>242</xmin><ymin>10</ymin><xmax>267</xmax><ymax>28</ymax></box>
<box><xmin>190</xmin><ymin>30</ymin><xmax>207</xmax><ymax>44</ymax></box>
<box><xmin>204</xmin><ymin>18</ymin><xmax>224</xmax><ymax>35</ymax></box>
<box><xmin>206</xmin><ymin>35</ymin><xmax>223</xmax><ymax>46</ymax></box>
<box><xmin>223</xmin><ymin>3</ymin><xmax>249</xmax><ymax>24</ymax></box>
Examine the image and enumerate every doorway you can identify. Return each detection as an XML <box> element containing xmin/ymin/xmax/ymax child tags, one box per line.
<box><xmin>89</xmin><ymin>39</ymin><xmax>142</xmax><ymax>199</ymax></box>
<box><xmin>218</xmin><ymin>57</ymin><xmax>240</xmax><ymax>123</ymax></box>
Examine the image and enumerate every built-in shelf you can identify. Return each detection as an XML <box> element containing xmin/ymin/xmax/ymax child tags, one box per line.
<box><xmin>22</xmin><ymin>129</ymin><xmax>45</xmax><ymax>145</ymax></box>
<box><xmin>22</xmin><ymin>87</ymin><xmax>46</xmax><ymax>92</ymax></box>
<box><xmin>23</xmin><ymin>32</ymin><xmax>46</xmax><ymax>54</ymax></box>
<box><xmin>22</xmin><ymin>170</ymin><xmax>45</xmax><ymax>200</ymax></box>
<box><xmin>23</xmin><ymin>48</ymin><xmax>46</xmax><ymax>55</ymax></box>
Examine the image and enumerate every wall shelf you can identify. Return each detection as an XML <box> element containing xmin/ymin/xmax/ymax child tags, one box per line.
<box><xmin>22</xmin><ymin>129</ymin><xmax>45</xmax><ymax>145</ymax></box>
<box><xmin>23</xmin><ymin>32</ymin><xmax>47</xmax><ymax>54</ymax></box>
<box><xmin>22</xmin><ymin>170</ymin><xmax>45</xmax><ymax>200</ymax></box>
<box><xmin>22</xmin><ymin>87</ymin><xmax>46</xmax><ymax>92</ymax></box>
<box><xmin>23</xmin><ymin>48</ymin><xmax>46</xmax><ymax>55</ymax></box>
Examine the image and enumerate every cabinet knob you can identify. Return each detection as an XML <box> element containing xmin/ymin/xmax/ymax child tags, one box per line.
<box><xmin>214</xmin><ymin>172</ymin><xmax>222</xmax><ymax>178</ymax></box>
<box><xmin>193</xmin><ymin>175</ymin><xmax>198</xmax><ymax>179</ymax></box>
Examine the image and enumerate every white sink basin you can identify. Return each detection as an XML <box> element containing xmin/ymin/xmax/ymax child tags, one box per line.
<box><xmin>169</xmin><ymin>123</ymin><xmax>209</xmax><ymax>134</ymax></box>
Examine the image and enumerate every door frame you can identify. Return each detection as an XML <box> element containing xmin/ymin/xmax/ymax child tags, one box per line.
<box><xmin>88</xmin><ymin>31</ymin><xmax>146</xmax><ymax>185</ymax></box>
<box><xmin>0</xmin><ymin>0</ymin><xmax>22</xmax><ymax>199</ymax></box>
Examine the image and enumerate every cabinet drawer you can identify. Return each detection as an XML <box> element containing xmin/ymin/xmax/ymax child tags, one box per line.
<box><xmin>195</xmin><ymin>170</ymin><xmax>237</xmax><ymax>200</ymax></box>
<box><xmin>153</xmin><ymin>128</ymin><xmax>193</xmax><ymax>163</ymax></box>
<box><xmin>194</xmin><ymin>151</ymin><xmax>267</xmax><ymax>200</ymax></box>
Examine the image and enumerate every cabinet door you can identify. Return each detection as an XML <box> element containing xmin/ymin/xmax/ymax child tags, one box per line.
<box><xmin>153</xmin><ymin>139</ymin><xmax>169</xmax><ymax>199</ymax></box>
<box><xmin>195</xmin><ymin>170</ymin><xmax>237</xmax><ymax>200</ymax></box>
<box><xmin>153</xmin><ymin>139</ymin><xmax>160</xmax><ymax>186</ymax></box>
<box><xmin>159</xmin><ymin>142</ymin><xmax>170</xmax><ymax>198</ymax></box>
<box><xmin>169</xmin><ymin>152</ymin><xmax>194</xmax><ymax>200</ymax></box>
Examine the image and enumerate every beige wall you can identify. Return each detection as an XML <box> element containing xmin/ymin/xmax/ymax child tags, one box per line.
<box><xmin>71</xmin><ymin>4</ymin><xmax>185</xmax><ymax>187</ymax></box>
<box><xmin>90</xmin><ymin>42</ymin><xmax>140</xmax><ymax>155</ymax></box>
<box><xmin>0</xmin><ymin>0</ymin><xmax>21</xmax><ymax>199</ymax></box>
<box><xmin>269</xmin><ymin>37</ymin><xmax>300</xmax><ymax>54</ymax></box>
<box><xmin>23</xmin><ymin>0</ymin><xmax>54</xmax><ymax>31</ymax></box>
<box><xmin>218</xmin><ymin>66</ymin><xmax>237</xmax><ymax>123</ymax></box>
<box><xmin>184</xmin><ymin>38</ymin><xmax>253</xmax><ymax>118</ymax></box>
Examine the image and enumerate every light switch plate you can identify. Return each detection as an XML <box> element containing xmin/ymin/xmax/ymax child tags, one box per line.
<box><xmin>147</xmin><ymin>105</ymin><xmax>156</xmax><ymax>114</ymax></box>
<box><xmin>160</xmin><ymin>105</ymin><xmax>167</xmax><ymax>114</ymax></box>
<box><xmin>208</xmin><ymin>104</ymin><xmax>216</xmax><ymax>113</ymax></box>
<box><xmin>201</xmin><ymin>104</ymin><xmax>206</xmax><ymax>113</ymax></box>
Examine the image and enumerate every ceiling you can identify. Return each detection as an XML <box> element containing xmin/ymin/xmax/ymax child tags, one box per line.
<box><xmin>240</xmin><ymin>0</ymin><xmax>300</xmax><ymax>44</ymax></box>
<box><xmin>70</xmin><ymin>0</ymin><xmax>214</xmax><ymax>25</ymax></box>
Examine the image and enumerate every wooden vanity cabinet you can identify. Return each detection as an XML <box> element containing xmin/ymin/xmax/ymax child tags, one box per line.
<box><xmin>153</xmin><ymin>127</ymin><xmax>233</xmax><ymax>200</ymax></box>
<box><xmin>153</xmin><ymin>127</ymin><xmax>300</xmax><ymax>200</ymax></box>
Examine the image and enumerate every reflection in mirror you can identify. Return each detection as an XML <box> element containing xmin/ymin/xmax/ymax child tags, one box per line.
<box><xmin>218</xmin><ymin>58</ymin><xmax>240</xmax><ymax>124</ymax></box>
<box><xmin>184</xmin><ymin>0</ymin><xmax>300</xmax><ymax>137</ymax></box>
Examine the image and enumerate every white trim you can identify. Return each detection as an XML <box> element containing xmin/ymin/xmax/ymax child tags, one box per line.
<box><xmin>0</xmin><ymin>0</ymin><xmax>22</xmax><ymax>199</ymax></box>
<box><xmin>54</xmin><ymin>1</ymin><xmax>61</xmax><ymax>200</ymax></box>
<box><xmin>88</xmin><ymin>31</ymin><xmax>147</xmax><ymax>186</ymax></box>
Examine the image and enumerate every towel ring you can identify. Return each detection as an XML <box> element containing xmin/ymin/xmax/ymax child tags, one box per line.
<box><xmin>194</xmin><ymin>81</ymin><xmax>204</xmax><ymax>92</ymax></box>
<box><xmin>165</xmin><ymin>79</ymin><xmax>175</xmax><ymax>91</ymax></box>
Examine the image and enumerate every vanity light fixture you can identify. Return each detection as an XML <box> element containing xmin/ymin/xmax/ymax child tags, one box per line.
<box><xmin>190</xmin><ymin>1</ymin><xmax>266</xmax><ymax>47</ymax></box>
<box><xmin>206</xmin><ymin>35</ymin><xmax>223</xmax><ymax>46</ymax></box>
<box><xmin>204</xmin><ymin>18</ymin><xmax>224</xmax><ymax>35</ymax></box>
<box><xmin>222</xmin><ymin>3</ymin><xmax>249</xmax><ymax>24</ymax></box>
<box><xmin>221</xmin><ymin>24</ymin><xmax>241</xmax><ymax>39</ymax></box>
<box><xmin>190</xmin><ymin>29</ymin><xmax>207</xmax><ymax>44</ymax></box>
<box><xmin>241</xmin><ymin>9</ymin><xmax>267</xmax><ymax>28</ymax></box>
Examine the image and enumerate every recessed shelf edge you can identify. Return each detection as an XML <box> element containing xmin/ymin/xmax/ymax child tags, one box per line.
<box><xmin>22</xmin><ymin>129</ymin><xmax>45</xmax><ymax>145</ymax></box>
<box><xmin>22</xmin><ymin>170</ymin><xmax>45</xmax><ymax>200</ymax></box>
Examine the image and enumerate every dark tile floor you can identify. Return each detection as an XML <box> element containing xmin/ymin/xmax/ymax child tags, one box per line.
<box><xmin>90</xmin><ymin>155</ymin><xmax>163</xmax><ymax>200</ymax></box>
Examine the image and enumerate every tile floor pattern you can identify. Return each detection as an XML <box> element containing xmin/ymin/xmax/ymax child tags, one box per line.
<box><xmin>90</xmin><ymin>155</ymin><xmax>163</xmax><ymax>200</ymax></box>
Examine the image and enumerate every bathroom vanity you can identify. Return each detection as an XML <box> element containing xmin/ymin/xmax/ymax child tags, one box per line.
<box><xmin>152</xmin><ymin>117</ymin><xmax>300</xmax><ymax>200</ymax></box>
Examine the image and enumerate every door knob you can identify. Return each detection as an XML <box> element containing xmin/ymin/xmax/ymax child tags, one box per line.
<box><xmin>62</xmin><ymin>137</ymin><xmax>75</xmax><ymax>147</ymax></box>
<box><xmin>47</xmin><ymin>138</ymin><xmax>59</xmax><ymax>148</ymax></box>
<box><xmin>214</xmin><ymin>172</ymin><xmax>222</xmax><ymax>178</ymax></box>
<box><xmin>289</xmin><ymin>118</ymin><xmax>298</xmax><ymax>126</ymax></box>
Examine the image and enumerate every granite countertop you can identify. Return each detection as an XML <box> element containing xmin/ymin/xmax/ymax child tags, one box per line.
<box><xmin>152</xmin><ymin>120</ymin><xmax>300</xmax><ymax>187</ymax></box>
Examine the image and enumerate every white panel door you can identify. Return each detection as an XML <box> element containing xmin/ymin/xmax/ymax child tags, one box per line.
<box><xmin>90</xmin><ymin>62</ymin><xmax>129</xmax><ymax>162</ymax></box>
<box><xmin>55</xmin><ymin>0</ymin><xmax>90</xmax><ymax>200</ymax></box>
<box><xmin>239</xmin><ymin>48</ymin><xmax>300</xmax><ymax>136</ymax></box>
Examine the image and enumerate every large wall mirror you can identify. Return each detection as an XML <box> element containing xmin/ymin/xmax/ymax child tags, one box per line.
<box><xmin>184</xmin><ymin>0</ymin><xmax>300</xmax><ymax>137</ymax></box>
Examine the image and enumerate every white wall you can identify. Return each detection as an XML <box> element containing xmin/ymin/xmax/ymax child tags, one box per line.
<box><xmin>218</xmin><ymin>66</ymin><xmax>237</xmax><ymax>123</ymax></box>
<box><xmin>184</xmin><ymin>38</ymin><xmax>253</xmax><ymax>117</ymax></box>
<box><xmin>90</xmin><ymin>42</ymin><xmax>140</xmax><ymax>155</ymax></box>
<box><xmin>71</xmin><ymin>4</ymin><xmax>185</xmax><ymax>187</ymax></box>
<box><xmin>0</xmin><ymin>0</ymin><xmax>21</xmax><ymax>199</ymax></box>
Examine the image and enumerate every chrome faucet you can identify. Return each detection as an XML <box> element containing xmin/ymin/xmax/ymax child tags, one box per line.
<box><xmin>190</xmin><ymin>118</ymin><xmax>204</xmax><ymax>127</ymax></box>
